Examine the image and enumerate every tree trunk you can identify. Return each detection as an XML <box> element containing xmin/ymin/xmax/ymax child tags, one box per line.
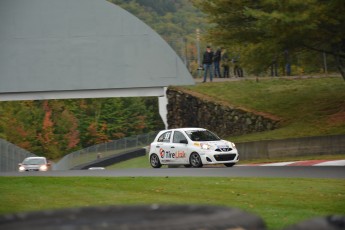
<box><xmin>338</xmin><ymin>64</ymin><xmax>345</xmax><ymax>81</ymax></box>
<box><xmin>332</xmin><ymin>43</ymin><xmax>345</xmax><ymax>81</ymax></box>
<box><xmin>335</xmin><ymin>55</ymin><xmax>345</xmax><ymax>81</ymax></box>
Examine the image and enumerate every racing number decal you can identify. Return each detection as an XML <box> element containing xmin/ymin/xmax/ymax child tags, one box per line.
<box><xmin>164</xmin><ymin>132</ymin><xmax>171</xmax><ymax>141</ymax></box>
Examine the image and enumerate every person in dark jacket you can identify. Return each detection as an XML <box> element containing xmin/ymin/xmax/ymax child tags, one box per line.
<box><xmin>213</xmin><ymin>47</ymin><xmax>222</xmax><ymax>78</ymax></box>
<box><xmin>221</xmin><ymin>49</ymin><xmax>230</xmax><ymax>78</ymax></box>
<box><xmin>202</xmin><ymin>46</ymin><xmax>214</xmax><ymax>82</ymax></box>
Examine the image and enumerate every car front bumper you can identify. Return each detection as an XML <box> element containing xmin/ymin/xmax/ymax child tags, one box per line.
<box><xmin>199</xmin><ymin>150</ymin><xmax>239</xmax><ymax>165</ymax></box>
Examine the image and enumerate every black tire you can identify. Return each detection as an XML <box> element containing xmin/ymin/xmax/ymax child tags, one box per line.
<box><xmin>184</xmin><ymin>164</ymin><xmax>192</xmax><ymax>168</ymax></box>
<box><xmin>224</xmin><ymin>163</ymin><xmax>235</xmax><ymax>167</ymax></box>
<box><xmin>189</xmin><ymin>152</ymin><xmax>203</xmax><ymax>168</ymax></box>
<box><xmin>150</xmin><ymin>154</ymin><xmax>162</xmax><ymax>168</ymax></box>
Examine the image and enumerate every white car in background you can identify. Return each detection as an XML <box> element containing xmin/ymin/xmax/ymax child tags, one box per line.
<box><xmin>149</xmin><ymin>128</ymin><xmax>239</xmax><ymax>168</ymax></box>
<box><xmin>18</xmin><ymin>157</ymin><xmax>51</xmax><ymax>172</ymax></box>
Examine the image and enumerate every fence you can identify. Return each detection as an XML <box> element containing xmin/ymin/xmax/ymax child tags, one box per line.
<box><xmin>53</xmin><ymin>132</ymin><xmax>158</xmax><ymax>170</ymax></box>
<box><xmin>0</xmin><ymin>138</ymin><xmax>37</xmax><ymax>172</ymax></box>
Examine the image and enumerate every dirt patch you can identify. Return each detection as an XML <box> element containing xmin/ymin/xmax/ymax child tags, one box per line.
<box><xmin>328</xmin><ymin>110</ymin><xmax>345</xmax><ymax>125</ymax></box>
<box><xmin>327</xmin><ymin>101</ymin><xmax>345</xmax><ymax>125</ymax></box>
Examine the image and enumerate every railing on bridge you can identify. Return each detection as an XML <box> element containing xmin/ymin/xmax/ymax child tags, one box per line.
<box><xmin>0</xmin><ymin>138</ymin><xmax>36</xmax><ymax>172</ymax></box>
<box><xmin>53</xmin><ymin>132</ymin><xmax>158</xmax><ymax>170</ymax></box>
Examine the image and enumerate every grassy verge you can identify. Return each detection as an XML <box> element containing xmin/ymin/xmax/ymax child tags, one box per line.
<box><xmin>183</xmin><ymin>77</ymin><xmax>345</xmax><ymax>142</ymax></box>
<box><xmin>1</xmin><ymin>177</ymin><xmax>344</xmax><ymax>230</ymax></box>
<box><xmin>106</xmin><ymin>155</ymin><xmax>150</xmax><ymax>169</ymax></box>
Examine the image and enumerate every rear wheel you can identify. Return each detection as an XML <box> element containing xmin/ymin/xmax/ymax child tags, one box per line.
<box><xmin>190</xmin><ymin>152</ymin><xmax>203</xmax><ymax>168</ymax></box>
<box><xmin>150</xmin><ymin>154</ymin><xmax>162</xmax><ymax>168</ymax></box>
<box><xmin>224</xmin><ymin>163</ymin><xmax>235</xmax><ymax>167</ymax></box>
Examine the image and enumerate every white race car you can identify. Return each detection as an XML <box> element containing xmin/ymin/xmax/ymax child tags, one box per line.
<box><xmin>149</xmin><ymin>128</ymin><xmax>239</xmax><ymax>168</ymax></box>
<box><xmin>18</xmin><ymin>157</ymin><xmax>51</xmax><ymax>172</ymax></box>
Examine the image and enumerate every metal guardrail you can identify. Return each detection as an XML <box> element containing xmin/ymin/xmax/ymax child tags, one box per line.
<box><xmin>53</xmin><ymin>132</ymin><xmax>158</xmax><ymax>170</ymax></box>
<box><xmin>0</xmin><ymin>138</ymin><xmax>37</xmax><ymax>172</ymax></box>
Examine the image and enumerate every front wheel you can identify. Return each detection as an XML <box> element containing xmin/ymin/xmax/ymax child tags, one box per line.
<box><xmin>224</xmin><ymin>163</ymin><xmax>235</xmax><ymax>167</ymax></box>
<box><xmin>190</xmin><ymin>152</ymin><xmax>203</xmax><ymax>168</ymax></box>
<box><xmin>150</xmin><ymin>154</ymin><xmax>162</xmax><ymax>168</ymax></box>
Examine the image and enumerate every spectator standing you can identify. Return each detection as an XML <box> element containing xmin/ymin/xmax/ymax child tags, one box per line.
<box><xmin>232</xmin><ymin>55</ymin><xmax>244</xmax><ymax>77</ymax></box>
<box><xmin>213</xmin><ymin>47</ymin><xmax>222</xmax><ymax>78</ymax></box>
<box><xmin>221</xmin><ymin>49</ymin><xmax>230</xmax><ymax>78</ymax></box>
<box><xmin>271</xmin><ymin>57</ymin><xmax>278</xmax><ymax>77</ymax></box>
<box><xmin>284</xmin><ymin>49</ymin><xmax>291</xmax><ymax>76</ymax></box>
<box><xmin>202</xmin><ymin>46</ymin><xmax>214</xmax><ymax>82</ymax></box>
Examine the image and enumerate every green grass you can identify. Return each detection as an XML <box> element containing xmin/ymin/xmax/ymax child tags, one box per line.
<box><xmin>1</xmin><ymin>177</ymin><xmax>344</xmax><ymax>230</ymax></box>
<box><xmin>183</xmin><ymin>77</ymin><xmax>345</xmax><ymax>142</ymax></box>
<box><xmin>106</xmin><ymin>155</ymin><xmax>150</xmax><ymax>169</ymax></box>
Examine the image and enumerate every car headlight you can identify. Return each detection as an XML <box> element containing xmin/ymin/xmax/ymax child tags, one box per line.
<box><xmin>39</xmin><ymin>165</ymin><xmax>48</xmax><ymax>171</ymax></box>
<box><xmin>200</xmin><ymin>143</ymin><xmax>211</xmax><ymax>150</ymax></box>
<box><xmin>19</xmin><ymin>166</ymin><xmax>25</xmax><ymax>171</ymax></box>
<box><xmin>230</xmin><ymin>142</ymin><xmax>236</xmax><ymax>149</ymax></box>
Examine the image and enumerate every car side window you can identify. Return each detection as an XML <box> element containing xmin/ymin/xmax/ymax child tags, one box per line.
<box><xmin>173</xmin><ymin>131</ymin><xmax>188</xmax><ymax>143</ymax></box>
<box><xmin>157</xmin><ymin>131</ymin><xmax>172</xmax><ymax>143</ymax></box>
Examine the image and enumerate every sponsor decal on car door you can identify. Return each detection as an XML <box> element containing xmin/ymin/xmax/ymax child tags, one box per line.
<box><xmin>169</xmin><ymin>131</ymin><xmax>188</xmax><ymax>164</ymax></box>
<box><xmin>156</xmin><ymin>131</ymin><xmax>173</xmax><ymax>163</ymax></box>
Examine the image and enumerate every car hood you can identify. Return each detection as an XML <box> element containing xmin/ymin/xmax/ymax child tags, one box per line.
<box><xmin>194</xmin><ymin>140</ymin><xmax>232</xmax><ymax>150</ymax></box>
<box><xmin>208</xmin><ymin>140</ymin><xmax>231</xmax><ymax>149</ymax></box>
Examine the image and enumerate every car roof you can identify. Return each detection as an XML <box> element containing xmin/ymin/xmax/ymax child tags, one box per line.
<box><xmin>159</xmin><ymin>128</ymin><xmax>206</xmax><ymax>133</ymax></box>
<box><xmin>24</xmin><ymin>157</ymin><xmax>46</xmax><ymax>160</ymax></box>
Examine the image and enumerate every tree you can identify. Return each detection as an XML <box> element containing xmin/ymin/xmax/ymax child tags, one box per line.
<box><xmin>0</xmin><ymin>101</ymin><xmax>43</xmax><ymax>152</ymax></box>
<box><xmin>196</xmin><ymin>0</ymin><xmax>345</xmax><ymax>79</ymax></box>
<box><xmin>37</xmin><ymin>101</ymin><xmax>60</xmax><ymax>159</ymax></box>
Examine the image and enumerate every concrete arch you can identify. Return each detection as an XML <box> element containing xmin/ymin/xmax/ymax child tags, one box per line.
<box><xmin>0</xmin><ymin>0</ymin><xmax>194</xmax><ymax>101</ymax></box>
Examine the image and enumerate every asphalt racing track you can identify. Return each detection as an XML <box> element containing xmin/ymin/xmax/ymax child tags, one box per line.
<box><xmin>1</xmin><ymin>166</ymin><xmax>345</xmax><ymax>179</ymax></box>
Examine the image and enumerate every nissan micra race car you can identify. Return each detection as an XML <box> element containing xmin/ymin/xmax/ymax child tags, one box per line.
<box><xmin>149</xmin><ymin>128</ymin><xmax>239</xmax><ymax>168</ymax></box>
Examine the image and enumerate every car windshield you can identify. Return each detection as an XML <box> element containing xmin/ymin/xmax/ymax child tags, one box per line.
<box><xmin>23</xmin><ymin>158</ymin><xmax>45</xmax><ymax>165</ymax></box>
<box><xmin>185</xmin><ymin>130</ymin><xmax>220</xmax><ymax>142</ymax></box>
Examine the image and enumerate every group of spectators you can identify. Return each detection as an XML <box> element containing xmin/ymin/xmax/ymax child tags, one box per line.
<box><xmin>202</xmin><ymin>46</ymin><xmax>243</xmax><ymax>83</ymax></box>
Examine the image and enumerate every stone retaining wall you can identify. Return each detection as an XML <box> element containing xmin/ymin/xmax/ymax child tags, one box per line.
<box><xmin>167</xmin><ymin>87</ymin><xmax>280</xmax><ymax>137</ymax></box>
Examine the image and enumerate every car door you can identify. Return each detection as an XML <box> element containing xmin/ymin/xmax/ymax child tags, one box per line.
<box><xmin>170</xmin><ymin>131</ymin><xmax>189</xmax><ymax>164</ymax></box>
<box><xmin>155</xmin><ymin>131</ymin><xmax>173</xmax><ymax>164</ymax></box>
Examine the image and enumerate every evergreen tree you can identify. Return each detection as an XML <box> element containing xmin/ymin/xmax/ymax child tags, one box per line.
<box><xmin>196</xmin><ymin>0</ymin><xmax>345</xmax><ymax>79</ymax></box>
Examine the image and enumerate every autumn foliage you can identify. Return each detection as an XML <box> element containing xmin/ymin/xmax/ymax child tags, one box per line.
<box><xmin>0</xmin><ymin>98</ymin><xmax>164</xmax><ymax>159</ymax></box>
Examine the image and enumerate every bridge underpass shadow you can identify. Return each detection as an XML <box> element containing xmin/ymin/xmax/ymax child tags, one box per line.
<box><xmin>70</xmin><ymin>148</ymin><xmax>146</xmax><ymax>170</ymax></box>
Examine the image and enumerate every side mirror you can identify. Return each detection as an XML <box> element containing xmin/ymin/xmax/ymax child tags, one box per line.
<box><xmin>180</xmin><ymin>139</ymin><xmax>188</xmax><ymax>144</ymax></box>
<box><xmin>18</xmin><ymin>163</ymin><xmax>22</xmax><ymax>166</ymax></box>
<box><xmin>47</xmin><ymin>163</ymin><xmax>51</xmax><ymax>166</ymax></box>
